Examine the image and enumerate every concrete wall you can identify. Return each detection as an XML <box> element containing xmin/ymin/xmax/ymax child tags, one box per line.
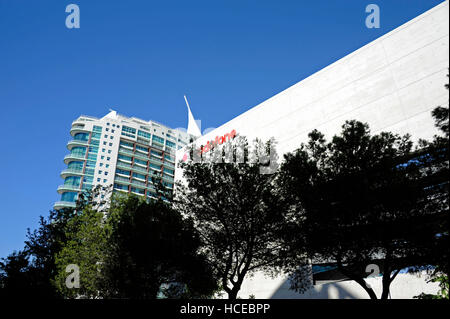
<box><xmin>182</xmin><ymin>1</ymin><xmax>449</xmax><ymax>158</ymax></box>
<box><xmin>237</xmin><ymin>271</ymin><xmax>440</xmax><ymax>299</ymax></box>
<box><xmin>176</xmin><ymin>1</ymin><xmax>449</xmax><ymax>298</ymax></box>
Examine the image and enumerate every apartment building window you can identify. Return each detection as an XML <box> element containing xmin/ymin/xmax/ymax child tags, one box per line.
<box><xmin>93</xmin><ymin>126</ymin><xmax>102</xmax><ymax>132</ymax></box>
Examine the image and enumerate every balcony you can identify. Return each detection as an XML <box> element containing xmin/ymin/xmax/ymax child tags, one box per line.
<box><xmin>133</xmin><ymin>151</ymin><xmax>149</xmax><ymax>162</ymax></box>
<box><xmin>130</xmin><ymin>179</ymin><xmax>147</xmax><ymax>188</ymax></box>
<box><xmin>64</xmin><ymin>153</ymin><xmax>86</xmax><ymax>164</ymax></box>
<box><xmin>57</xmin><ymin>184</ymin><xmax>81</xmax><ymax>194</ymax></box>
<box><xmin>116</xmin><ymin>161</ymin><xmax>132</xmax><ymax>170</ymax></box>
<box><xmin>151</xmin><ymin>141</ymin><xmax>165</xmax><ymax>151</ymax></box>
<box><xmin>54</xmin><ymin>201</ymin><xmax>77</xmax><ymax>210</ymax></box>
<box><xmin>60</xmin><ymin>168</ymin><xmax>84</xmax><ymax>178</ymax></box>
<box><xmin>131</xmin><ymin>165</ymin><xmax>148</xmax><ymax>174</ymax></box>
<box><xmin>149</xmin><ymin>157</ymin><xmax>163</xmax><ymax>166</ymax></box>
<box><xmin>163</xmin><ymin>161</ymin><xmax>175</xmax><ymax>169</ymax></box>
<box><xmin>70</xmin><ymin>125</ymin><xmax>89</xmax><ymax>137</ymax></box>
<box><xmin>67</xmin><ymin>139</ymin><xmax>89</xmax><ymax>150</ymax></box>
<box><xmin>114</xmin><ymin>176</ymin><xmax>131</xmax><ymax>185</ymax></box>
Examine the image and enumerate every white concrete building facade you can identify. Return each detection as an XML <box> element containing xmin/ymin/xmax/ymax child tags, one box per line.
<box><xmin>176</xmin><ymin>1</ymin><xmax>449</xmax><ymax>298</ymax></box>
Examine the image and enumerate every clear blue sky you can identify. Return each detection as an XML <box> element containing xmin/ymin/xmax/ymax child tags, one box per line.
<box><xmin>0</xmin><ymin>0</ymin><xmax>445</xmax><ymax>258</ymax></box>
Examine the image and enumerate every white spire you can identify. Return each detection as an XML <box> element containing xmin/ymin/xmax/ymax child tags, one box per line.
<box><xmin>184</xmin><ymin>95</ymin><xmax>202</xmax><ymax>137</ymax></box>
<box><xmin>103</xmin><ymin>109</ymin><xmax>117</xmax><ymax>119</ymax></box>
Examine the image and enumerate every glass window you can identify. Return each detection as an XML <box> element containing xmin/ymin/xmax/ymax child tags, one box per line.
<box><xmin>116</xmin><ymin>168</ymin><xmax>130</xmax><ymax>176</ymax></box>
<box><xmin>166</xmin><ymin>140</ymin><xmax>176</xmax><ymax>148</ymax></box>
<box><xmin>118</xmin><ymin>154</ymin><xmax>132</xmax><ymax>162</ymax></box>
<box><xmin>73</xmin><ymin>132</ymin><xmax>89</xmax><ymax>141</ymax></box>
<box><xmin>131</xmin><ymin>187</ymin><xmax>145</xmax><ymax>195</ymax></box>
<box><xmin>71</xmin><ymin>147</ymin><xmax>86</xmax><ymax>157</ymax></box>
<box><xmin>114</xmin><ymin>183</ymin><xmax>127</xmax><ymax>190</ymax></box>
<box><xmin>136</xmin><ymin>145</ymin><xmax>148</xmax><ymax>153</ymax></box>
<box><xmin>64</xmin><ymin>176</ymin><xmax>81</xmax><ymax>187</ymax></box>
<box><xmin>138</xmin><ymin>130</ymin><xmax>151</xmax><ymax>139</ymax></box>
<box><xmin>67</xmin><ymin>161</ymin><xmax>83</xmax><ymax>170</ymax></box>
<box><xmin>92</xmin><ymin>132</ymin><xmax>101</xmax><ymax>139</ymax></box>
<box><xmin>163</xmin><ymin>168</ymin><xmax>174</xmax><ymax>175</ymax></box>
<box><xmin>150</xmin><ymin>149</ymin><xmax>162</xmax><ymax>157</ymax></box>
<box><xmin>134</xmin><ymin>158</ymin><xmax>147</xmax><ymax>166</ymax></box>
<box><xmin>152</xmin><ymin>135</ymin><xmax>164</xmax><ymax>144</ymax></box>
<box><xmin>89</xmin><ymin>146</ymin><xmax>99</xmax><ymax>153</ymax></box>
<box><xmin>61</xmin><ymin>192</ymin><xmax>77</xmax><ymax>202</ymax></box>
<box><xmin>93</xmin><ymin>126</ymin><xmax>102</xmax><ymax>132</ymax></box>
<box><xmin>149</xmin><ymin>163</ymin><xmax>161</xmax><ymax>170</ymax></box>
<box><xmin>120</xmin><ymin>141</ymin><xmax>134</xmax><ymax>148</ymax></box>
<box><xmin>84</xmin><ymin>176</ymin><xmax>93</xmax><ymax>183</ymax></box>
<box><xmin>133</xmin><ymin>172</ymin><xmax>146</xmax><ymax>180</ymax></box>
<box><xmin>122</xmin><ymin>125</ymin><xmax>136</xmax><ymax>134</ymax></box>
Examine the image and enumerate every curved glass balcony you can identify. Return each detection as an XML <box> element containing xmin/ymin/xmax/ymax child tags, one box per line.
<box><xmin>70</xmin><ymin>126</ymin><xmax>89</xmax><ymax>137</ymax></box>
<box><xmin>64</xmin><ymin>153</ymin><xmax>86</xmax><ymax>164</ymax></box>
<box><xmin>67</xmin><ymin>139</ymin><xmax>89</xmax><ymax>150</ymax></box>
<box><xmin>57</xmin><ymin>184</ymin><xmax>81</xmax><ymax>194</ymax></box>
<box><xmin>53</xmin><ymin>201</ymin><xmax>77</xmax><ymax>210</ymax></box>
<box><xmin>60</xmin><ymin>168</ymin><xmax>84</xmax><ymax>178</ymax></box>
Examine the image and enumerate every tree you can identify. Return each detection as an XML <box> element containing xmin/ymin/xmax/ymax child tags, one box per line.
<box><xmin>275</xmin><ymin>120</ymin><xmax>447</xmax><ymax>299</ymax></box>
<box><xmin>414</xmin><ymin>76</ymin><xmax>449</xmax><ymax>299</ymax></box>
<box><xmin>0</xmin><ymin>251</ymin><xmax>33</xmax><ymax>298</ymax></box>
<box><xmin>176</xmin><ymin>136</ymin><xmax>286</xmax><ymax>299</ymax></box>
<box><xmin>0</xmin><ymin>186</ymin><xmax>107</xmax><ymax>299</ymax></box>
<box><xmin>53</xmin><ymin>205</ymin><xmax>108</xmax><ymax>298</ymax></box>
<box><xmin>101</xmin><ymin>194</ymin><xmax>218</xmax><ymax>299</ymax></box>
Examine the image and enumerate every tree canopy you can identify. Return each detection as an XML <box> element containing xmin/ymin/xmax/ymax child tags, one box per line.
<box><xmin>176</xmin><ymin>137</ymin><xmax>286</xmax><ymax>299</ymax></box>
<box><xmin>275</xmin><ymin>113</ymin><xmax>448</xmax><ymax>299</ymax></box>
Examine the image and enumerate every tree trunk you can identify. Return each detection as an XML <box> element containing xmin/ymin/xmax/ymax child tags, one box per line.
<box><xmin>381</xmin><ymin>275</ymin><xmax>391</xmax><ymax>299</ymax></box>
<box><xmin>227</xmin><ymin>289</ymin><xmax>238</xmax><ymax>300</ymax></box>
<box><xmin>336</xmin><ymin>260</ymin><xmax>377</xmax><ymax>299</ymax></box>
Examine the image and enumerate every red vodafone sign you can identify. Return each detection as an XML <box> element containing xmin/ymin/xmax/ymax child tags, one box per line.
<box><xmin>181</xmin><ymin>129</ymin><xmax>237</xmax><ymax>162</ymax></box>
<box><xmin>200</xmin><ymin>129</ymin><xmax>237</xmax><ymax>154</ymax></box>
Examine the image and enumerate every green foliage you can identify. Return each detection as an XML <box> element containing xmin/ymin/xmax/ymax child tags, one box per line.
<box><xmin>53</xmin><ymin>206</ymin><xmax>108</xmax><ymax>298</ymax></box>
<box><xmin>176</xmin><ymin>137</ymin><xmax>286</xmax><ymax>299</ymax></box>
<box><xmin>101</xmin><ymin>194</ymin><xmax>218</xmax><ymax>299</ymax></box>
<box><xmin>276</xmin><ymin>118</ymin><xmax>447</xmax><ymax>299</ymax></box>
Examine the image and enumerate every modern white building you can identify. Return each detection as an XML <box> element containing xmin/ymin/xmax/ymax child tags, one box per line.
<box><xmin>175</xmin><ymin>1</ymin><xmax>449</xmax><ymax>298</ymax></box>
<box><xmin>55</xmin><ymin>110</ymin><xmax>192</xmax><ymax>210</ymax></box>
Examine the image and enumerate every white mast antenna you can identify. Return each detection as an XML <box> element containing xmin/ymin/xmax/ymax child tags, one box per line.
<box><xmin>184</xmin><ymin>95</ymin><xmax>202</xmax><ymax>136</ymax></box>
